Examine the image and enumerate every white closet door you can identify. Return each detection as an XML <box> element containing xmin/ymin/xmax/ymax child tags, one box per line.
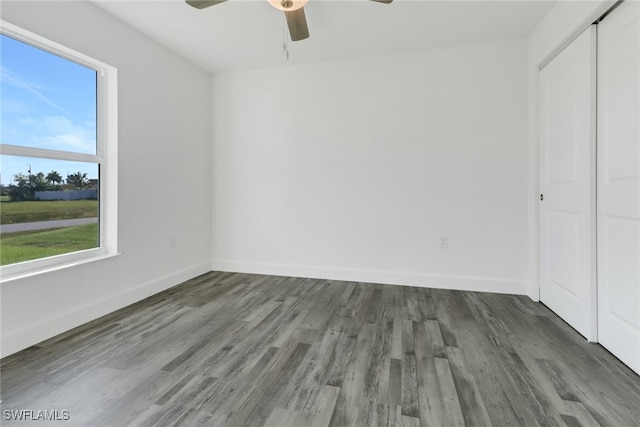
<box><xmin>597</xmin><ymin>0</ymin><xmax>640</xmax><ymax>375</ymax></box>
<box><xmin>539</xmin><ymin>26</ymin><xmax>597</xmax><ymax>340</ymax></box>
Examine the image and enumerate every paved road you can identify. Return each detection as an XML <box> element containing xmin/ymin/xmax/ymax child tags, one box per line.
<box><xmin>0</xmin><ymin>217</ymin><xmax>98</xmax><ymax>233</ymax></box>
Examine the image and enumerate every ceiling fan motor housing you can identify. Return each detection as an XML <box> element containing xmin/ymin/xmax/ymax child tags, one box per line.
<box><xmin>268</xmin><ymin>0</ymin><xmax>307</xmax><ymax>11</ymax></box>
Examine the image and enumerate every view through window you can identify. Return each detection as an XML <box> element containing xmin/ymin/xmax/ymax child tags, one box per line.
<box><xmin>0</xmin><ymin>33</ymin><xmax>100</xmax><ymax>267</ymax></box>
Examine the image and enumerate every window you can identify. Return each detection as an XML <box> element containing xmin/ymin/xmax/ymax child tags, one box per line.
<box><xmin>0</xmin><ymin>21</ymin><xmax>117</xmax><ymax>280</ymax></box>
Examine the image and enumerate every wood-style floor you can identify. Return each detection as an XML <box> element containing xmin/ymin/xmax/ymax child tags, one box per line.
<box><xmin>1</xmin><ymin>272</ymin><xmax>639</xmax><ymax>426</ymax></box>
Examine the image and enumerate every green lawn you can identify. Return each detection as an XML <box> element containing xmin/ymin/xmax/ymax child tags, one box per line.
<box><xmin>0</xmin><ymin>223</ymin><xmax>99</xmax><ymax>266</ymax></box>
<box><xmin>0</xmin><ymin>200</ymin><xmax>98</xmax><ymax>224</ymax></box>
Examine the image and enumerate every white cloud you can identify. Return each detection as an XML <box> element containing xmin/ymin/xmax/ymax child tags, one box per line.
<box><xmin>36</xmin><ymin>116</ymin><xmax>96</xmax><ymax>153</ymax></box>
<box><xmin>1</xmin><ymin>66</ymin><xmax>71</xmax><ymax>117</ymax></box>
<box><xmin>3</xmin><ymin>115</ymin><xmax>96</xmax><ymax>154</ymax></box>
<box><xmin>40</xmin><ymin>132</ymin><xmax>95</xmax><ymax>153</ymax></box>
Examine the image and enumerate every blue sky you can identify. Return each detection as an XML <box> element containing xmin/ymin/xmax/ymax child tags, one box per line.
<box><xmin>1</xmin><ymin>34</ymin><xmax>98</xmax><ymax>186</ymax></box>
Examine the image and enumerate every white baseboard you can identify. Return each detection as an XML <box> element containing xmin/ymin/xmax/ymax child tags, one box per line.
<box><xmin>527</xmin><ymin>282</ymin><xmax>540</xmax><ymax>302</ymax></box>
<box><xmin>211</xmin><ymin>260</ymin><xmax>527</xmax><ymax>296</ymax></box>
<box><xmin>1</xmin><ymin>262</ymin><xmax>211</xmax><ymax>358</ymax></box>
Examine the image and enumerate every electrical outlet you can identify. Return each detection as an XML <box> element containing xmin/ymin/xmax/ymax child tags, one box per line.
<box><xmin>440</xmin><ymin>236</ymin><xmax>449</xmax><ymax>249</ymax></box>
<box><xmin>170</xmin><ymin>236</ymin><xmax>177</xmax><ymax>249</ymax></box>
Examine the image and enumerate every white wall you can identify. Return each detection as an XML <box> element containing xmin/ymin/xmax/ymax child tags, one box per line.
<box><xmin>1</xmin><ymin>1</ymin><xmax>212</xmax><ymax>357</ymax></box>
<box><xmin>211</xmin><ymin>39</ymin><xmax>528</xmax><ymax>294</ymax></box>
<box><xmin>525</xmin><ymin>0</ymin><xmax>615</xmax><ymax>300</ymax></box>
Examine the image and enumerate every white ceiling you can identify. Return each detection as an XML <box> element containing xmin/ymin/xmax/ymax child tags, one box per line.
<box><xmin>91</xmin><ymin>0</ymin><xmax>555</xmax><ymax>73</ymax></box>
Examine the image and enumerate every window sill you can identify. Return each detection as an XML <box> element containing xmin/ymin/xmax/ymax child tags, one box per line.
<box><xmin>0</xmin><ymin>251</ymin><xmax>122</xmax><ymax>284</ymax></box>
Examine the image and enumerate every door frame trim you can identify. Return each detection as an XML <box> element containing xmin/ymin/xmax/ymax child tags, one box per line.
<box><xmin>538</xmin><ymin>1</ymin><xmax>622</xmax><ymax>71</ymax></box>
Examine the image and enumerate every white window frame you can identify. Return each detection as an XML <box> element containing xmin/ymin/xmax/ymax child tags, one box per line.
<box><xmin>0</xmin><ymin>21</ymin><xmax>118</xmax><ymax>282</ymax></box>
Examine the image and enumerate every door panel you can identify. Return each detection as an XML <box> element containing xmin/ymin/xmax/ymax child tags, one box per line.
<box><xmin>597</xmin><ymin>0</ymin><xmax>640</xmax><ymax>375</ymax></box>
<box><xmin>547</xmin><ymin>211</ymin><xmax>579</xmax><ymax>296</ymax></box>
<box><xmin>539</xmin><ymin>26</ymin><xmax>596</xmax><ymax>340</ymax></box>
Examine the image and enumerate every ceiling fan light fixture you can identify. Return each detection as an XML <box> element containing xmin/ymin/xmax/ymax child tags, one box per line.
<box><xmin>268</xmin><ymin>0</ymin><xmax>308</xmax><ymax>11</ymax></box>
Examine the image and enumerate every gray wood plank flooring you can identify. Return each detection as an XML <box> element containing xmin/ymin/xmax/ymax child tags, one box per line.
<box><xmin>1</xmin><ymin>271</ymin><xmax>639</xmax><ymax>426</ymax></box>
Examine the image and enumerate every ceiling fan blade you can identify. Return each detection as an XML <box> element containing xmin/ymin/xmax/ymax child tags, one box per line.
<box><xmin>186</xmin><ymin>0</ymin><xmax>228</xmax><ymax>9</ymax></box>
<box><xmin>370</xmin><ymin>0</ymin><xmax>393</xmax><ymax>3</ymax></box>
<box><xmin>285</xmin><ymin>7</ymin><xmax>309</xmax><ymax>42</ymax></box>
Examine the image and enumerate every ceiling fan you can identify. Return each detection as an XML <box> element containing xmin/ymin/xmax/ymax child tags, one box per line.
<box><xmin>186</xmin><ymin>0</ymin><xmax>393</xmax><ymax>42</ymax></box>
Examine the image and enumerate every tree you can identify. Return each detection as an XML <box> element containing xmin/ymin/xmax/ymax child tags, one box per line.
<box><xmin>30</xmin><ymin>172</ymin><xmax>48</xmax><ymax>191</ymax></box>
<box><xmin>66</xmin><ymin>171</ymin><xmax>89</xmax><ymax>189</ymax></box>
<box><xmin>7</xmin><ymin>173</ymin><xmax>32</xmax><ymax>201</ymax></box>
<box><xmin>46</xmin><ymin>170</ymin><xmax>63</xmax><ymax>189</ymax></box>
<box><xmin>12</xmin><ymin>173</ymin><xmax>29</xmax><ymax>188</ymax></box>
<box><xmin>7</xmin><ymin>172</ymin><xmax>46</xmax><ymax>200</ymax></box>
